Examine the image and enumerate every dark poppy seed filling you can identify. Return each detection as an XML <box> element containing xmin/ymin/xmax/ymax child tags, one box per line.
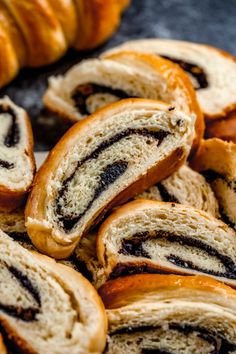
<box><xmin>110</xmin><ymin>324</ymin><xmax>236</xmax><ymax>354</ymax></box>
<box><xmin>160</xmin><ymin>55</ymin><xmax>208</xmax><ymax>90</ymax></box>
<box><xmin>0</xmin><ymin>159</ymin><xmax>14</xmax><ymax>169</ymax></box>
<box><xmin>55</xmin><ymin>128</ymin><xmax>170</xmax><ymax>232</ymax></box>
<box><xmin>157</xmin><ymin>182</ymin><xmax>180</xmax><ymax>203</ymax></box>
<box><xmin>117</xmin><ymin>230</ymin><xmax>236</xmax><ymax>279</ymax></box>
<box><xmin>7</xmin><ymin>232</ymin><xmax>31</xmax><ymax>245</ymax></box>
<box><xmin>72</xmin><ymin>83</ymin><xmax>136</xmax><ymax>115</ymax></box>
<box><xmin>0</xmin><ymin>263</ymin><xmax>41</xmax><ymax>322</ymax></box>
<box><xmin>0</xmin><ymin>105</ymin><xmax>20</xmax><ymax>148</ymax></box>
<box><xmin>203</xmin><ymin>170</ymin><xmax>236</xmax><ymax>229</ymax></box>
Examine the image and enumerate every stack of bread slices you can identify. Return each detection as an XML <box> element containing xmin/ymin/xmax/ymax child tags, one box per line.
<box><xmin>0</xmin><ymin>39</ymin><xmax>236</xmax><ymax>354</ymax></box>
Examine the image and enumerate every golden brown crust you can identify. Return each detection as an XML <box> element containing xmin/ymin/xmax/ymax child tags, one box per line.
<box><xmin>0</xmin><ymin>108</ymin><xmax>36</xmax><ymax>212</ymax></box>
<box><xmin>205</xmin><ymin>110</ymin><xmax>236</xmax><ymax>143</ymax></box>
<box><xmin>47</xmin><ymin>0</ymin><xmax>78</xmax><ymax>46</ymax></box>
<box><xmin>116</xmin><ymin>0</ymin><xmax>130</xmax><ymax>11</ymax></box>
<box><xmin>105</xmin><ymin>50</ymin><xmax>204</xmax><ymax>154</ymax></box>
<box><xmin>25</xmin><ymin>99</ymin><xmax>191</xmax><ymax>259</ymax></box>
<box><xmin>0</xmin><ymin>334</ymin><xmax>7</xmax><ymax>354</ymax></box>
<box><xmin>3</xmin><ymin>0</ymin><xmax>67</xmax><ymax>67</ymax></box>
<box><xmin>190</xmin><ymin>138</ymin><xmax>236</xmax><ymax>175</ymax></box>
<box><xmin>98</xmin><ymin>274</ymin><xmax>236</xmax><ymax>309</ymax></box>
<box><xmin>73</xmin><ymin>0</ymin><xmax>121</xmax><ymax>50</ymax></box>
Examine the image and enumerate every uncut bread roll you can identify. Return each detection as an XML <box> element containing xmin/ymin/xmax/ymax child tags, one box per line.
<box><xmin>103</xmin><ymin>39</ymin><xmax>236</xmax><ymax>122</ymax></box>
<box><xmin>99</xmin><ymin>274</ymin><xmax>236</xmax><ymax>354</ymax></box>
<box><xmin>44</xmin><ymin>51</ymin><xmax>203</xmax><ymax>152</ymax></box>
<box><xmin>0</xmin><ymin>230</ymin><xmax>107</xmax><ymax>354</ymax></box>
<box><xmin>137</xmin><ymin>164</ymin><xmax>219</xmax><ymax>217</ymax></box>
<box><xmin>0</xmin><ymin>0</ymin><xmax>127</xmax><ymax>88</ymax></box>
<box><xmin>0</xmin><ymin>97</ymin><xmax>35</xmax><ymax>212</ymax></box>
<box><xmin>97</xmin><ymin>199</ymin><xmax>236</xmax><ymax>287</ymax></box>
<box><xmin>26</xmin><ymin>99</ymin><xmax>195</xmax><ymax>259</ymax></box>
<box><xmin>192</xmin><ymin>138</ymin><xmax>236</xmax><ymax>230</ymax></box>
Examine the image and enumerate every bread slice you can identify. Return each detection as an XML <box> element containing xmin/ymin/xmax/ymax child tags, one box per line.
<box><xmin>0</xmin><ymin>97</ymin><xmax>35</xmax><ymax>212</ymax></box>
<box><xmin>0</xmin><ymin>230</ymin><xmax>107</xmax><ymax>354</ymax></box>
<box><xmin>97</xmin><ymin>199</ymin><xmax>236</xmax><ymax>287</ymax></box>
<box><xmin>99</xmin><ymin>274</ymin><xmax>236</xmax><ymax>353</ymax></box>
<box><xmin>192</xmin><ymin>138</ymin><xmax>236</xmax><ymax>230</ymax></box>
<box><xmin>43</xmin><ymin>51</ymin><xmax>203</xmax><ymax>153</ymax></box>
<box><xmin>25</xmin><ymin>99</ymin><xmax>195</xmax><ymax>259</ymax></box>
<box><xmin>103</xmin><ymin>38</ymin><xmax>236</xmax><ymax>121</ymax></box>
<box><xmin>137</xmin><ymin>164</ymin><xmax>219</xmax><ymax>217</ymax></box>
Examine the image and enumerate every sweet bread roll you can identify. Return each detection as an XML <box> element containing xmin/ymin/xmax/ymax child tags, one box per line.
<box><xmin>26</xmin><ymin>99</ymin><xmax>195</xmax><ymax>259</ymax></box>
<box><xmin>192</xmin><ymin>138</ymin><xmax>236</xmax><ymax>230</ymax></box>
<box><xmin>137</xmin><ymin>164</ymin><xmax>219</xmax><ymax>217</ymax></box>
<box><xmin>99</xmin><ymin>274</ymin><xmax>236</xmax><ymax>353</ymax></box>
<box><xmin>0</xmin><ymin>0</ymin><xmax>126</xmax><ymax>87</ymax></box>
<box><xmin>103</xmin><ymin>39</ymin><xmax>236</xmax><ymax>122</ymax></box>
<box><xmin>0</xmin><ymin>230</ymin><xmax>107</xmax><ymax>354</ymax></box>
<box><xmin>97</xmin><ymin>199</ymin><xmax>236</xmax><ymax>287</ymax></box>
<box><xmin>0</xmin><ymin>97</ymin><xmax>35</xmax><ymax>212</ymax></box>
<box><xmin>44</xmin><ymin>51</ymin><xmax>203</xmax><ymax>152</ymax></box>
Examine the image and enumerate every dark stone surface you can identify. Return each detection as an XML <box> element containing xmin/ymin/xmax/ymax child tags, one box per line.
<box><xmin>0</xmin><ymin>0</ymin><xmax>235</xmax><ymax>151</ymax></box>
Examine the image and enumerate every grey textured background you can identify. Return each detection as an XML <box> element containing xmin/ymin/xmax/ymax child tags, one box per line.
<box><xmin>1</xmin><ymin>0</ymin><xmax>235</xmax><ymax>150</ymax></box>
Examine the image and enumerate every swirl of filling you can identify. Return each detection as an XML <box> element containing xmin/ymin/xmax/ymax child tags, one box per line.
<box><xmin>72</xmin><ymin>83</ymin><xmax>136</xmax><ymax>115</ymax></box>
<box><xmin>0</xmin><ymin>262</ymin><xmax>41</xmax><ymax>322</ymax></box>
<box><xmin>160</xmin><ymin>55</ymin><xmax>208</xmax><ymax>90</ymax></box>
<box><xmin>55</xmin><ymin>128</ymin><xmax>170</xmax><ymax>232</ymax></box>
<box><xmin>107</xmin><ymin>230</ymin><xmax>236</xmax><ymax>280</ymax></box>
<box><xmin>0</xmin><ymin>104</ymin><xmax>20</xmax><ymax>170</ymax></box>
<box><xmin>107</xmin><ymin>324</ymin><xmax>236</xmax><ymax>354</ymax></box>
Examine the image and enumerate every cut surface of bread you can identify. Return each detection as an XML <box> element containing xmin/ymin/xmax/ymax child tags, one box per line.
<box><xmin>103</xmin><ymin>38</ymin><xmax>236</xmax><ymax>121</ymax></box>
<box><xmin>0</xmin><ymin>97</ymin><xmax>35</xmax><ymax>212</ymax></box>
<box><xmin>99</xmin><ymin>274</ymin><xmax>236</xmax><ymax>354</ymax></box>
<box><xmin>97</xmin><ymin>200</ymin><xmax>236</xmax><ymax>287</ymax></box>
<box><xmin>26</xmin><ymin>99</ymin><xmax>195</xmax><ymax>259</ymax></box>
<box><xmin>0</xmin><ymin>230</ymin><xmax>107</xmax><ymax>354</ymax></box>
<box><xmin>137</xmin><ymin>164</ymin><xmax>219</xmax><ymax>217</ymax></box>
<box><xmin>192</xmin><ymin>138</ymin><xmax>236</xmax><ymax>230</ymax></box>
<box><xmin>44</xmin><ymin>51</ymin><xmax>203</xmax><ymax>153</ymax></box>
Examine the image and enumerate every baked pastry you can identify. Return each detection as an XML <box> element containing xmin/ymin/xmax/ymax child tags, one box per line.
<box><xmin>192</xmin><ymin>138</ymin><xmax>236</xmax><ymax>230</ymax></box>
<box><xmin>97</xmin><ymin>199</ymin><xmax>236</xmax><ymax>287</ymax></box>
<box><xmin>103</xmin><ymin>39</ymin><xmax>236</xmax><ymax>122</ymax></box>
<box><xmin>44</xmin><ymin>51</ymin><xmax>203</xmax><ymax>152</ymax></box>
<box><xmin>0</xmin><ymin>97</ymin><xmax>35</xmax><ymax>212</ymax></box>
<box><xmin>25</xmin><ymin>99</ymin><xmax>195</xmax><ymax>259</ymax></box>
<box><xmin>0</xmin><ymin>230</ymin><xmax>107</xmax><ymax>354</ymax></box>
<box><xmin>137</xmin><ymin>164</ymin><xmax>219</xmax><ymax>217</ymax></box>
<box><xmin>0</xmin><ymin>0</ymin><xmax>127</xmax><ymax>88</ymax></box>
<box><xmin>99</xmin><ymin>274</ymin><xmax>236</xmax><ymax>353</ymax></box>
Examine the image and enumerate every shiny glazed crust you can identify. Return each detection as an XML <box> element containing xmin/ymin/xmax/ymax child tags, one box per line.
<box><xmin>99</xmin><ymin>273</ymin><xmax>236</xmax><ymax>309</ymax></box>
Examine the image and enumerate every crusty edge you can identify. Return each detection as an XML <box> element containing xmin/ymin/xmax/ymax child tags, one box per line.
<box><xmin>98</xmin><ymin>273</ymin><xmax>236</xmax><ymax>309</ymax></box>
